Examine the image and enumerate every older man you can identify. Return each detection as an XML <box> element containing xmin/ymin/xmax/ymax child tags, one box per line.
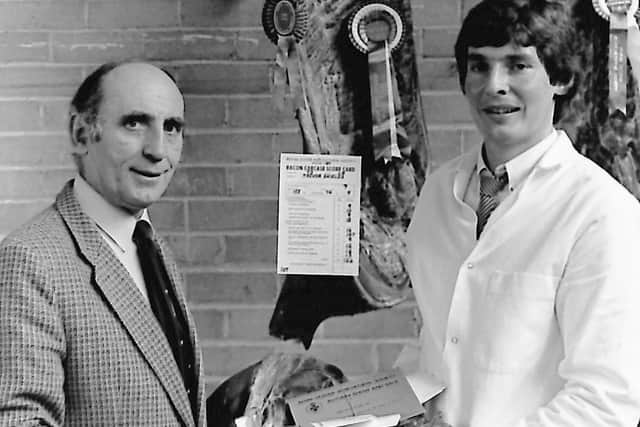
<box><xmin>0</xmin><ymin>62</ymin><xmax>205</xmax><ymax>426</ymax></box>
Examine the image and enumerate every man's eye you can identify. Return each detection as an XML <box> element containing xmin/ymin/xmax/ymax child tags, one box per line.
<box><xmin>511</xmin><ymin>63</ymin><xmax>529</xmax><ymax>71</ymax></box>
<box><xmin>164</xmin><ymin>121</ymin><xmax>183</xmax><ymax>135</ymax></box>
<box><xmin>123</xmin><ymin>119</ymin><xmax>144</xmax><ymax>130</ymax></box>
<box><xmin>468</xmin><ymin>62</ymin><xmax>487</xmax><ymax>73</ymax></box>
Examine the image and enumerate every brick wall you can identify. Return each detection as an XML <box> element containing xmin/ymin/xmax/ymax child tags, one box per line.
<box><xmin>0</xmin><ymin>0</ymin><xmax>481</xmax><ymax>392</ymax></box>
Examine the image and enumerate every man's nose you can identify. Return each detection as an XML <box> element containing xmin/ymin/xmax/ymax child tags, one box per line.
<box><xmin>485</xmin><ymin>66</ymin><xmax>509</xmax><ymax>94</ymax></box>
<box><xmin>142</xmin><ymin>127</ymin><xmax>166</xmax><ymax>160</ymax></box>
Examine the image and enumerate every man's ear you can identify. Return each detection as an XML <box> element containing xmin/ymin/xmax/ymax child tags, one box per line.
<box><xmin>69</xmin><ymin>113</ymin><xmax>90</xmax><ymax>156</ymax></box>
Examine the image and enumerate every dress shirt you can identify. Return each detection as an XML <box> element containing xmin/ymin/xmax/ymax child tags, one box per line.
<box><xmin>74</xmin><ymin>174</ymin><xmax>149</xmax><ymax>301</ymax></box>
<box><xmin>463</xmin><ymin>130</ymin><xmax>556</xmax><ymax>211</ymax></box>
<box><xmin>397</xmin><ymin>130</ymin><xmax>640</xmax><ymax>426</ymax></box>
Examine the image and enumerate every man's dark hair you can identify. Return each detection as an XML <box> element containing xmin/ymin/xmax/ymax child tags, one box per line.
<box><xmin>70</xmin><ymin>61</ymin><xmax>120</xmax><ymax>130</ymax></box>
<box><xmin>454</xmin><ymin>0</ymin><xmax>579</xmax><ymax>122</ymax></box>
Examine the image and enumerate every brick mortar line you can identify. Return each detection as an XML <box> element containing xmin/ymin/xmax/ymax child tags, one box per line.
<box><xmin>222</xmin><ymin>98</ymin><xmax>230</xmax><ymax>126</ymax></box>
<box><xmin>175</xmin><ymin>160</ymin><xmax>339</xmax><ymax>166</ymax></box>
<box><xmin>198</xmin><ymin>338</ymin><xmax>418</xmax><ymax>346</ymax></box>
<box><xmin>162</xmin><ymin>230</ymin><xmax>277</xmax><ymax>236</ymax></box>
<box><xmin>423</xmin><ymin>89</ymin><xmax>464</xmax><ymax>95</ymax></box>
<box><xmin>0</xmin><ymin>59</ymin><xmax>273</xmax><ymax>66</ymax></box>
<box><xmin>0</xmin><ymin>63</ymin><xmax>97</xmax><ymax>68</ymax></box>
<box><xmin>1</xmin><ymin>27</ymin><xmax>267</xmax><ymax>33</ymax></box>
<box><xmin>419</xmin><ymin>25</ymin><xmax>461</xmax><ymax>30</ymax></box>
<box><xmin>0</xmin><ymin>128</ymin><xmax>299</xmax><ymax>136</ymax></box>
<box><xmin>427</xmin><ymin>123</ymin><xmax>476</xmax><ymax>130</ymax></box>
<box><xmin>191</xmin><ymin>304</ymin><xmax>276</xmax><ymax>310</ymax></box>
<box><xmin>1</xmin><ymin>198</ymin><xmax>277</xmax><ymax>205</ymax></box>
<box><xmin>0</xmin><ymin>96</ymin><xmax>69</xmax><ymax>101</ymax></box>
<box><xmin>182</xmin><ymin>268</ymin><xmax>276</xmax><ymax>275</ymax></box>
<box><xmin>82</xmin><ymin>0</ymin><xmax>89</xmax><ymax>28</ymax></box>
<box><xmin>0</xmin><ymin>166</ymin><xmax>74</xmax><ymax>171</ymax></box>
<box><xmin>0</xmin><ymin>94</ymin><xmax>293</xmax><ymax>101</ymax></box>
<box><xmin>175</xmin><ymin>0</ymin><xmax>182</xmax><ymax>27</ymax></box>
<box><xmin>0</xmin><ymin>198</ymin><xmax>54</xmax><ymax>204</ymax></box>
<box><xmin>185</xmin><ymin>127</ymin><xmax>298</xmax><ymax>134</ymax></box>
<box><xmin>185</xmin><ymin>94</ymin><xmax>277</xmax><ymax>99</ymax></box>
<box><xmin>419</xmin><ymin>57</ymin><xmax>456</xmax><ymax>62</ymax></box>
<box><xmin>178</xmin><ymin>162</ymin><xmax>278</xmax><ymax>167</ymax></box>
<box><xmin>221</xmin><ymin>300</ymin><xmax>231</xmax><ymax>338</ymax></box>
<box><xmin>184</xmin><ymin>128</ymin><xmax>298</xmax><ymax>134</ymax></box>
<box><xmin>189</xmin><ymin>301</ymin><xmax>419</xmax><ymax>311</ymax></box>
<box><xmin>180</xmin><ymin>260</ymin><xmax>276</xmax><ymax>267</ymax></box>
<box><xmin>163</xmin><ymin>195</ymin><xmax>278</xmax><ymax>201</ymax></box>
<box><xmin>47</xmin><ymin>32</ymin><xmax>54</xmax><ymax>62</ymax></box>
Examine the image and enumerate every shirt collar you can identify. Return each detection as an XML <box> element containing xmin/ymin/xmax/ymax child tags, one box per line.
<box><xmin>73</xmin><ymin>173</ymin><xmax>150</xmax><ymax>253</ymax></box>
<box><xmin>477</xmin><ymin>129</ymin><xmax>558</xmax><ymax>190</ymax></box>
<box><xmin>477</xmin><ymin>148</ymin><xmax>506</xmax><ymax>179</ymax></box>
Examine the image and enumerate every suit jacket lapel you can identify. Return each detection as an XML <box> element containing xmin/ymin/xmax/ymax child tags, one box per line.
<box><xmin>55</xmin><ymin>180</ymin><xmax>195</xmax><ymax>427</ymax></box>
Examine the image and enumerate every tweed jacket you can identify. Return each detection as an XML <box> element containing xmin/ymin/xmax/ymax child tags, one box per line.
<box><xmin>0</xmin><ymin>180</ymin><xmax>205</xmax><ymax>426</ymax></box>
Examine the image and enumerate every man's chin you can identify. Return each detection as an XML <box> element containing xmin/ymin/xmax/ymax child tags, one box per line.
<box><xmin>122</xmin><ymin>193</ymin><xmax>164</xmax><ymax>215</ymax></box>
<box><xmin>480</xmin><ymin>127</ymin><xmax>520</xmax><ymax>146</ymax></box>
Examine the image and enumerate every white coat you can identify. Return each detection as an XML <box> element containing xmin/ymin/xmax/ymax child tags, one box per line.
<box><xmin>403</xmin><ymin>130</ymin><xmax>640</xmax><ymax>426</ymax></box>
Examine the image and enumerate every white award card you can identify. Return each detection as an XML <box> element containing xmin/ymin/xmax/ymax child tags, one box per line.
<box><xmin>286</xmin><ymin>369</ymin><xmax>425</xmax><ymax>426</ymax></box>
<box><xmin>277</xmin><ymin>153</ymin><xmax>361</xmax><ymax>276</ymax></box>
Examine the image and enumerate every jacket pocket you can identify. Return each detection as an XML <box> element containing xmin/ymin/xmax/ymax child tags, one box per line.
<box><xmin>473</xmin><ymin>271</ymin><xmax>558</xmax><ymax>373</ymax></box>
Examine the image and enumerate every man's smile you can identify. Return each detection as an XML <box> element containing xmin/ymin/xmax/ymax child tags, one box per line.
<box><xmin>482</xmin><ymin>105</ymin><xmax>521</xmax><ymax>115</ymax></box>
<box><xmin>130</xmin><ymin>167</ymin><xmax>168</xmax><ymax>178</ymax></box>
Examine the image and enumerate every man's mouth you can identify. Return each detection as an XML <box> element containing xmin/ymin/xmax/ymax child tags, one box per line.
<box><xmin>483</xmin><ymin>105</ymin><xmax>520</xmax><ymax>115</ymax></box>
<box><xmin>131</xmin><ymin>168</ymin><xmax>166</xmax><ymax>178</ymax></box>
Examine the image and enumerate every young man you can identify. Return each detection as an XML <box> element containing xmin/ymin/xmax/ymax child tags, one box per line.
<box><xmin>398</xmin><ymin>1</ymin><xmax>640</xmax><ymax>425</ymax></box>
<box><xmin>0</xmin><ymin>62</ymin><xmax>205</xmax><ymax>426</ymax></box>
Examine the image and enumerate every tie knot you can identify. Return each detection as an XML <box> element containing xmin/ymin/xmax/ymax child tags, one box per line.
<box><xmin>479</xmin><ymin>167</ymin><xmax>508</xmax><ymax>197</ymax></box>
<box><xmin>133</xmin><ymin>220</ymin><xmax>154</xmax><ymax>245</ymax></box>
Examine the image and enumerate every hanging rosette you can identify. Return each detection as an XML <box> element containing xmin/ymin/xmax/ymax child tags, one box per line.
<box><xmin>262</xmin><ymin>0</ymin><xmax>307</xmax><ymax>44</ymax></box>
<box><xmin>629</xmin><ymin>12</ymin><xmax>640</xmax><ymax>85</ymax></box>
<box><xmin>591</xmin><ymin>0</ymin><xmax>640</xmax><ymax>115</ymax></box>
<box><xmin>348</xmin><ymin>2</ymin><xmax>404</xmax><ymax>54</ymax></box>
<box><xmin>591</xmin><ymin>0</ymin><xmax>640</xmax><ymax>22</ymax></box>
<box><xmin>262</xmin><ymin>0</ymin><xmax>309</xmax><ymax>110</ymax></box>
<box><xmin>348</xmin><ymin>3</ymin><xmax>409</xmax><ymax>163</ymax></box>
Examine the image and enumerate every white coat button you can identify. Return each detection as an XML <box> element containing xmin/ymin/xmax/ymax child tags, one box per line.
<box><xmin>451</xmin><ymin>337</ymin><xmax>459</xmax><ymax>344</ymax></box>
<box><xmin>467</xmin><ymin>263</ymin><xmax>473</xmax><ymax>269</ymax></box>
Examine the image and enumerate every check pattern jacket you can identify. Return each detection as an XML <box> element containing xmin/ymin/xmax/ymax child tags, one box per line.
<box><xmin>0</xmin><ymin>180</ymin><xmax>205</xmax><ymax>426</ymax></box>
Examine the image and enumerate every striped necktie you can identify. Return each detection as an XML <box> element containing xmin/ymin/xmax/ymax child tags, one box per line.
<box><xmin>476</xmin><ymin>167</ymin><xmax>508</xmax><ymax>238</ymax></box>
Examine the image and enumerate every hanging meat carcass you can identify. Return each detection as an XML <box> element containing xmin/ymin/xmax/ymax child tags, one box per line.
<box><xmin>265</xmin><ymin>0</ymin><xmax>429</xmax><ymax>349</ymax></box>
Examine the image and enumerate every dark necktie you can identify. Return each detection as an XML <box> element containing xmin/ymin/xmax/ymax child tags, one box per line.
<box><xmin>476</xmin><ymin>167</ymin><xmax>508</xmax><ymax>238</ymax></box>
<box><xmin>132</xmin><ymin>220</ymin><xmax>197</xmax><ymax>419</ymax></box>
